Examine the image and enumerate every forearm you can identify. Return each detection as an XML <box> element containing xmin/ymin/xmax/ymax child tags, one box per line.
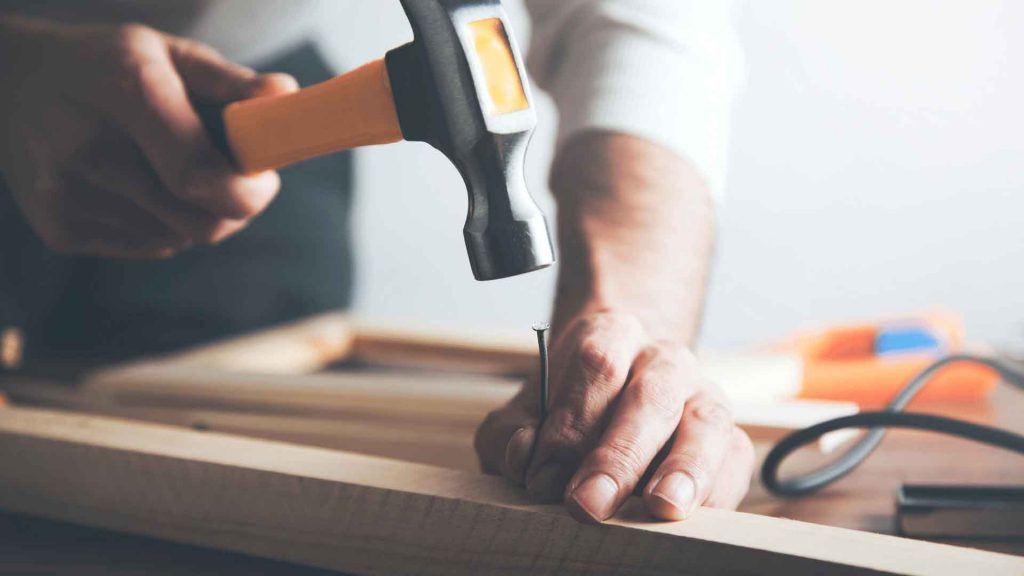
<box><xmin>478</xmin><ymin>130</ymin><xmax>747</xmax><ymax>523</ymax></box>
<box><xmin>550</xmin><ymin>131</ymin><xmax>715</xmax><ymax>346</ymax></box>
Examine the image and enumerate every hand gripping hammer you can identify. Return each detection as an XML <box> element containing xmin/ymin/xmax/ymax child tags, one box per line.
<box><xmin>204</xmin><ymin>0</ymin><xmax>555</xmax><ymax>280</ymax></box>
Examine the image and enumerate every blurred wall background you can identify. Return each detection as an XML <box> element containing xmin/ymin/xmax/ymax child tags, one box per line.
<box><xmin>315</xmin><ymin>1</ymin><xmax>1024</xmax><ymax>349</ymax></box>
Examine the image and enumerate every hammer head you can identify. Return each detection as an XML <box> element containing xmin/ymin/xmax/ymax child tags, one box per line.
<box><xmin>386</xmin><ymin>0</ymin><xmax>555</xmax><ymax>281</ymax></box>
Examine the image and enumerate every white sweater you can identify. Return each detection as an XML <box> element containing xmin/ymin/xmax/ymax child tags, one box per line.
<box><xmin>3</xmin><ymin>0</ymin><xmax>743</xmax><ymax>198</ymax></box>
<box><xmin>524</xmin><ymin>0</ymin><xmax>743</xmax><ymax>200</ymax></box>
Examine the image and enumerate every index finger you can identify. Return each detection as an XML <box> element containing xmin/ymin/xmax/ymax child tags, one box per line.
<box><xmin>562</xmin><ymin>346</ymin><xmax>690</xmax><ymax>523</ymax></box>
<box><xmin>473</xmin><ymin>389</ymin><xmax>539</xmax><ymax>483</ymax></box>
<box><xmin>524</xmin><ymin>314</ymin><xmax>645</xmax><ymax>501</ymax></box>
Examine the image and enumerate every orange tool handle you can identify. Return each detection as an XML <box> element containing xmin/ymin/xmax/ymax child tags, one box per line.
<box><xmin>800</xmin><ymin>357</ymin><xmax>998</xmax><ymax>407</ymax></box>
<box><xmin>223</xmin><ymin>58</ymin><xmax>403</xmax><ymax>173</ymax></box>
<box><xmin>774</xmin><ymin>312</ymin><xmax>999</xmax><ymax>407</ymax></box>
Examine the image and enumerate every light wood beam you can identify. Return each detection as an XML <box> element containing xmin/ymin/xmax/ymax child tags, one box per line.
<box><xmin>0</xmin><ymin>407</ymin><xmax>1019</xmax><ymax>576</ymax></box>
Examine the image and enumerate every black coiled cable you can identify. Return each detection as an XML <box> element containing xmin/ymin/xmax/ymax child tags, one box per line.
<box><xmin>761</xmin><ymin>354</ymin><xmax>1024</xmax><ymax>497</ymax></box>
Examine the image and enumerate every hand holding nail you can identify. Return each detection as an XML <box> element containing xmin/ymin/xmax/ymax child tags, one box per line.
<box><xmin>474</xmin><ymin>311</ymin><xmax>756</xmax><ymax>524</ymax></box>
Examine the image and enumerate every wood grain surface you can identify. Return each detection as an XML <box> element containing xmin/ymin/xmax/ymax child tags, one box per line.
<box><xmin>0</xmin><ymin>407</ymin><xmax>1021</xmax><ymax>576</ymax></box>
<box><xmin>0</xmin><ymin>389</ymin><xmax>1020</xmax><ymax>573</ymax></box>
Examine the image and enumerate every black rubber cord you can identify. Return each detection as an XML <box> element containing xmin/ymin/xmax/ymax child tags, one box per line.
<box><xmin>761</xmin><ymin>354</ymin><xmax>1024</xmax><ymax>497</ymax></box>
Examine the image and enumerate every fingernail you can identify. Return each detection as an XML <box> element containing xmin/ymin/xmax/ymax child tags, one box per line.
<box><xmin>504</xmin><ymin>427</ymin><xmax>534</xmax><ymax>482</ymax></box>
<box><xmin>651</xmin><ymin>472</ymin><xmax>697</xmax><ymax>518</ymax></box>
<box><xmin>568</xmin><ymin>473</ymin><xmax>619</xmax><ymax>523</ymax></box>
<box><xmin>527</xmin><ymin>462</ymin><xmax>570</xmax><ymax>502</ymax></box>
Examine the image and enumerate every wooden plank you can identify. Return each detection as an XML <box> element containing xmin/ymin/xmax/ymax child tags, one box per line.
<box><xmin>85</xmin><ymin>365</ymin><xmax>516</xmax><ymax>424</ymax></box>
<box><xmin>0</xmin><ymin>407</ymin><xmax>1020</xmax><ymax>575</ymax></box>
<box><xmin>3</xmin><ymin>399</ymin><xmax>482</xmax><ymax>470</ymax></box>
<box><xmin>125</xmin><ymin>312</ymin><xmax>805</xmax><ymax>402</ymax></box>
<box><xmin>140</xmin><ymin>313</ymin><xmax>538</xmax><ymax>376</ymax></box>
<box><xmin>351</xmin><ymin>324</ymin><xmax>538</xmax><ymax>375</ymax></box>
<box><xmin>0</xmin><ymin>376</ymin><xmax>856</xmax><ymax>471</ymax></box>
<box><xmin>139</xmin><ymin>312</ymin><xmax>356</xmax><ymax>374</ymax></box>
<box><xmin>0</xmin><ymin>394</ymin><xmax>857</xmax><ymax>472</ymax></box>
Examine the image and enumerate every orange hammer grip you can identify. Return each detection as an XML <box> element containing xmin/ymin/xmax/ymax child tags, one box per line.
<box><xmin>224</xmin><ymin>58</ymin><xmax>403</xmax><ymax>173</ymax></box>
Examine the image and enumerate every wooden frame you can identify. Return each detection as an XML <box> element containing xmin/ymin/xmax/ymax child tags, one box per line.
<box><xmin>4</xmin><ymin>312</ymin><xmax>1015</xmax><ymax>574</ymax></box>
<box><xmin>2</xmin><ymin>313</ymin><xmax>858</xmax><ymax>469</ymax></box>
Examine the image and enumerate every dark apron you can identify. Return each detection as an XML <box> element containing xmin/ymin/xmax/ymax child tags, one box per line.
<box><xmin>0</xmin><ymin>44</ymin><xmax>354</xmax><ymax>368</ymax></box>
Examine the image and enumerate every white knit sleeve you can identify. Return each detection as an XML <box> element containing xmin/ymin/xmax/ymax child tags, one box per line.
<box><xmin>523</xmin><ymin>0</ymin><xmax>744</xmax><ymax>201</ymax></box>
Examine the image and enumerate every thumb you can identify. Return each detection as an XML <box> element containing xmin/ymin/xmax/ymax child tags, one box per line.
<box><xmin>474</xmin><ymin>389</ymin><xmax>539</xmax><ymax>483</ymax></box>
<box><xmin>167</xmin><ymin>37</ymin><xmax>298</xmax><ymax>103</ymax></box>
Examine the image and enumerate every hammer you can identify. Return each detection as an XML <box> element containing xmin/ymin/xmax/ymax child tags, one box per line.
<box><xmin>202</xmin><ymin>0</ymin><xmax>555</xmax><ymax>281</ymax></box>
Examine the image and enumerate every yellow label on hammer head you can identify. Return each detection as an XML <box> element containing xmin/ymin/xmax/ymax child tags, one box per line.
<box><xmin>468</xmin><ymin>18</ymin><xmax>529</xmax><ymax>116</ymax></box>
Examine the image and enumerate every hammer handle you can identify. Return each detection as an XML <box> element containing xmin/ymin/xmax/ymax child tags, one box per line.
<box><xmin>213</xmin><ymin>58</ymin><xmax>403</xmax><ymax>173</ymax></box>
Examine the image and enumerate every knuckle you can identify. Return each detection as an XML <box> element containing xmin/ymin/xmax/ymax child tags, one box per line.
<box><xmin>113</xmin><ymin>23</ymin><xmax>161</xmax><ymax>52</ymax></box>
<box><xmin>110</xmin><ymin>28</ymin><xmax>171</xmax><ymax>99</ymax></box>
<box><xmin>112</xmin><ymin>26</ymin><xmax>163</xmax><ymax>71</ymax></box>
<box><xmin>668</xmin><ymin>451</ymin><xmax>713</xmax><ymax>491</ymax></box>
<box><xmin>646</xmin><ymin>342</ymin><xmax>696</xmax><ymax>376</ymax></box>
<box><xmin>597</xmin><ymin>437</ymin><xmax>649</xmax><ymax>478</ymax></box>
<box><xmin>689</xmin><ymin>399</ymin><xmax>734</xmax><ymax>430</ymax></box>
<box><xmin>578</xmin><ymin>338</ymin><xmax>622</xmax><ymax>384</ymax></box>
<box><xmin>629</xmin><ymin>373</ymin><xmax>684</xmax><ymax>421</ymax></box>
<box><xmin>544</xmin><ymin>411</ymin><xmax>592</xmax><ymax>455</ymax></box>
